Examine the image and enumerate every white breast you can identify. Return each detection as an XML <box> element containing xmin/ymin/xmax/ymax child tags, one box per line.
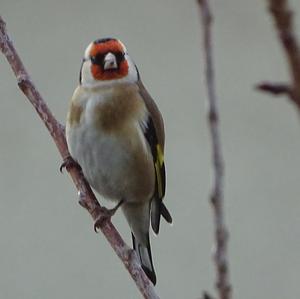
<box><xmin>66</xmin><ymin>92</ymin><xmax>154</xmax><ymax>203</ymax></box>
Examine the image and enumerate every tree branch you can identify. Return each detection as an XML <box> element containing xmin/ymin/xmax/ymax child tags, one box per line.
<box><xmin>257</xmin><ymin>0</ymin><xmax>300</xmax><ymax>110</ymax></box>
<box><xmin>0</xmin><ymin>15</ymin><xmax>159</xmax><ymax>299</ymax></box>
<box><xmin>256</xmin><ymin>81</ymin><xmax>292</xmax><ymax>96</ymax></box>
<box><xmin>197</xmin><ymin>1</ymin><xmax>232</xmax><ymax>299</ymax></box>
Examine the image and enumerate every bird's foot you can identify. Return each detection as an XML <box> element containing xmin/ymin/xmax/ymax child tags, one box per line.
<box><xmin>94</xmin><ymin>200</ymin><xmax>124</xmax><ymax>232</ymax></box>
<box><xmin>60</xmin><ymin>155</ymin><xmax>81</xmax><ymax>173</ymax></box>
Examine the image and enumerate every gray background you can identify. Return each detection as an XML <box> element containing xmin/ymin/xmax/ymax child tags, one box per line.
<box><xmin>1</xmin><ymin>0</ymin><xmax>300</xmax><ymax>298</ymax></box>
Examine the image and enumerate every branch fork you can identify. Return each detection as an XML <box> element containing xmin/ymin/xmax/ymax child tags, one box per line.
<box><xmin>257</xmin><ymin>0</ymin><xmax>300</xmax><ymax>110</ymax></box>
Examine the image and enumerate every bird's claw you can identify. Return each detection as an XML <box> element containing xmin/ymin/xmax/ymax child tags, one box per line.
<box><xmin>60</xmin><ymin>156</ymin><xmax>81</xmax><ymax>173</ymax></box>
<box><xmin>94</xmin><ymin>200</ymin><xmax>124</xmax><ymax>232</ymax></box>
<box><xmin>93</xmin><ymin>207</ymin><xmax>115</xmax><ymax>232</ymax></box>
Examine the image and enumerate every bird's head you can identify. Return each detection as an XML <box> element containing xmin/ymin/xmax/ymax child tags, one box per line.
<box><xmin>80</xmin><ymin>38</ymin><xmax>139</xmax><ymax>88</ymax></box>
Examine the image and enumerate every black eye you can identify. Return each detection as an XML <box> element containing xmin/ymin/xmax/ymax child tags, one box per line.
<box><xmin>90</xmin><ymin>53</ymin><xmax>105</xmax><ymax>65</ymax></box>
<box><xmin>115</xmin><ymin>52</ymin><xmax>125</xmax><ymax>63</ymax></box>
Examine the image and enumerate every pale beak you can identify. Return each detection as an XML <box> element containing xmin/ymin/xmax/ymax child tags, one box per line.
<box><xmin>103</xmin><ymin>52</ymin><xmax>118</xmax><ymax>70</ymax></box>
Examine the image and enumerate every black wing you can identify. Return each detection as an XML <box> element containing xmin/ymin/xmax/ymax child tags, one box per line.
<box><xmin>142</xmin><ymin>115</ymin><xmax>172</xmax><ymax>234</ymax></box>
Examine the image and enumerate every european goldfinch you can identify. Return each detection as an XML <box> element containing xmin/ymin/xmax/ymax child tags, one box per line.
<box><xmin>65</xmin><ymin>38</ymin><xmax>172</xmax><ymax>285</ymax></box>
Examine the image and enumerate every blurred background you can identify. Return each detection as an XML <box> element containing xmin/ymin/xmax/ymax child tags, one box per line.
<box><xmin>1</xmin><ymin>0</ymin><xmax>300</xmax><ymax>298</ymax></box>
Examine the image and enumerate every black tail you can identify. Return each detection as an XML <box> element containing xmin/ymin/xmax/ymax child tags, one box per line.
<box><xmin>151</xmin><ymin>198</ymin><xmax>173</xmax><ymax>234</ymax></box>
<box><xmin>132</xmin><ymin>233</ymin><xmax>156</xmax><ymax>285</ymax></box>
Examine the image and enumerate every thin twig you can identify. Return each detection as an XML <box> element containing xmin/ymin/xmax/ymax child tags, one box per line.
<box><xmin>258</xmin><ymin>0</ymin><xmax>300</xmax><ymax>109</ymax></box>
<box><xmin>197</xmin><ymin>1</ymin><xmax>231</xmax><ymax>299</ymax></box>
<box><xmin>256</xmin><ymin>82</ymin><xmax>293</xmax><ymax>96</ymax></box>
<box><xmin>0</xmin><ymin>16</ymin><xmax>159</xmax><ymax>299</ymax></box>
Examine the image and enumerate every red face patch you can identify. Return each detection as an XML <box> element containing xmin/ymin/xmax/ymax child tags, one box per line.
<box><xmin>90</xmin><ymin>40</ymin><xmax>129</xmax><ymax>81</ymax></box>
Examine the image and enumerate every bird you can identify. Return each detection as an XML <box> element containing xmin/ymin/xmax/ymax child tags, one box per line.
<box><xmin>65</xmin><ymin>38</ymin><xmax>172</xmax><ymax>285</ymax></box>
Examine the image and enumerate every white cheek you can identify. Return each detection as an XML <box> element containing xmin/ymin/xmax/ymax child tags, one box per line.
<box><xmin>125</xmin><ymin>55</ymin><xmax>138</xmax><ymax>83</ymax></box>
<box><xmin>84</xmin><ymin>42</ymin><xmax>93</xmax><ymax>59</ymax></box>
<box><xmin>81</xmin><ymin>60</ymin><xmax>96</xmax><ymax>86</ymax></box>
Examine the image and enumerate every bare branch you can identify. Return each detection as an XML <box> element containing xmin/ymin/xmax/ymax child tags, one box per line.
<box><xmin>0</xmin><ymin>16</ymin><xmax>159</xmax><ymax>299</ymax></box>
<box><xmin>256</xmin><ymin>82</ymin><xmax>292</xmax><ymax>96</ymax></box>
<box><xmin>197</xmin><ymin>1</ymin><xmax>232</xmax><ymax>299</ymax></box>
<box><xmin>257</xmin><ymin>0</ymin><xmax>300</xmax><ymax>110</ymax></box>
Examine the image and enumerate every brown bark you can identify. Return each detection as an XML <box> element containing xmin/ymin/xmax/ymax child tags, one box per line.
<box><xmin>257</xmin><ymin>0</ymin><xmax>300</xmax><ymax>110</ymax></box>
